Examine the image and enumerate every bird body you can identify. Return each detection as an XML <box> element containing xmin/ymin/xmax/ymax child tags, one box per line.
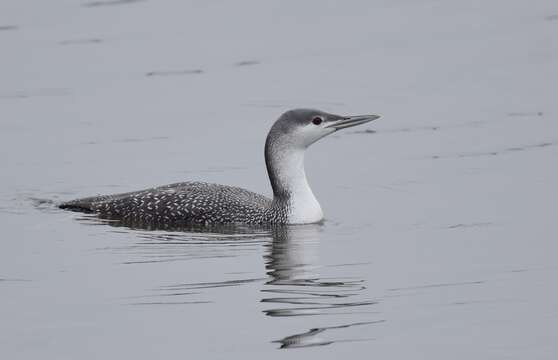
<box><xmin>60</xmin><ymin>182</ymin><xmax>276</xmax><ymax>224</ymax></box>
<box><xmin>59</xmin><ymin>109</ymin><xmax>379</xmax><ymax>225</ymax></box>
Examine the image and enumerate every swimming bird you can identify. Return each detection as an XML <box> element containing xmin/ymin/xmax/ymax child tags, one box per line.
<box><xmin>59</xmin><ymin>109</ymin><xmax>379</xmax><ymax>225</ymax></box>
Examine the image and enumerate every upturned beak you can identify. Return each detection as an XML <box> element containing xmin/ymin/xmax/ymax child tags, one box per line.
<box><xmin>325</xmin><ymin>114</ymin><xmax>380</xmax><ymax>130</ymax></box>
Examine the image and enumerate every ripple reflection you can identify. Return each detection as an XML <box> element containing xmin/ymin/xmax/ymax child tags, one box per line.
<box><xmin>273</xmin><ymin>320</ymin><xmax>383</xmax><ymax>349</ymax></box>
<box><xmin>78</xmin><ymin>215</ymin><xmax>269</xmax><ymax>265</ymax></box>
<box><xmin>264</xmin><ymin>225</ymin><xmax>383</xmax><ymax>348</ymax></box>
<box><xmin>74</xmin><ymin>216</ymin><xmax>383</xmax><ymax>349</ymax></box>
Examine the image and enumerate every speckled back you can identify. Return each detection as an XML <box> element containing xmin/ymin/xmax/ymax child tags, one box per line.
<box><xmin>60</xmin><ymin>182</ymin><xmax>288</xmax><ymax>225</ymax></box>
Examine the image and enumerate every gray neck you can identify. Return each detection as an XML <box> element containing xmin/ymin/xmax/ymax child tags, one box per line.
<box><xmin>265</xmin><ymin>134</ymin><xmax>323</xmax><ymax>224</ymax></box>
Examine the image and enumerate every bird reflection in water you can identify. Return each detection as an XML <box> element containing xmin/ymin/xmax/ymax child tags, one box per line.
<box><xmin>74</xmin><ymin>216</ymin><xmax>383</xmax><ymax>349</ymax></box>
<box><xmin>264</xmin><ymin>225</ymin><xmax>382</xmax><ymax>349</ymax></box>
<box><xmin>273</xmin><ymin>321</ymin><xmax>384</xmax><ymax>349</ymax></box>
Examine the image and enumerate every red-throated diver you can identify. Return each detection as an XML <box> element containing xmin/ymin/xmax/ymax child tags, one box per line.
<box><xmin>59</xmin><ymin>109</ymin><xmax>380</xmax><ymax>225</ymax></box>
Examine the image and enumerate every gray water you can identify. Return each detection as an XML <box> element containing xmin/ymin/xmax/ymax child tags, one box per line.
<box><xmin>1</xmin><ymin>0</ymin><xmax>558</xmax><ymax>358</ymax></box>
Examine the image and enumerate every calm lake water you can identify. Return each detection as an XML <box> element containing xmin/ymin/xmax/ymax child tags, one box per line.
<box><xmin>1</xmin><ymin>0</ymin><xmax>557</xmax><ymax>359</ymax></box>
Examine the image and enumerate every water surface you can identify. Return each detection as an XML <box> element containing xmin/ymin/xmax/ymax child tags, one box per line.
<box><xmin>1</xmin><ymin>0</ymin><xmax>557</xmax><ymax>359</ymax></box>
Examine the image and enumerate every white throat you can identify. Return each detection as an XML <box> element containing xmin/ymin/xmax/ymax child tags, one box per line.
<box><xmin>269</xmin><ymin>147</ymin><xmax>323</xmax><ymax>224</ymax></box>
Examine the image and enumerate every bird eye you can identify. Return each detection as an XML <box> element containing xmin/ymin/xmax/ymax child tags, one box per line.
<box><xmin>312</xmin><ymin>117</ymin><xmax>323</xmax><ymax>125</ymax></box>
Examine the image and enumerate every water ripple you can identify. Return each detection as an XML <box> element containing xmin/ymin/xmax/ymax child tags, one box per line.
<box><xmin>262</xmin><ymin>226</ymin><xmax>382</xmax><ymax>348</ymax></box>
<box><xmin>273</xmin><ymin>320</ymin><xmax>384</xmax><ymax>349</ymax></box>
<box><xmin>68</xmin><ymin>217</ymin><xmax>380</xmax><ymax>348</ymax></box>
